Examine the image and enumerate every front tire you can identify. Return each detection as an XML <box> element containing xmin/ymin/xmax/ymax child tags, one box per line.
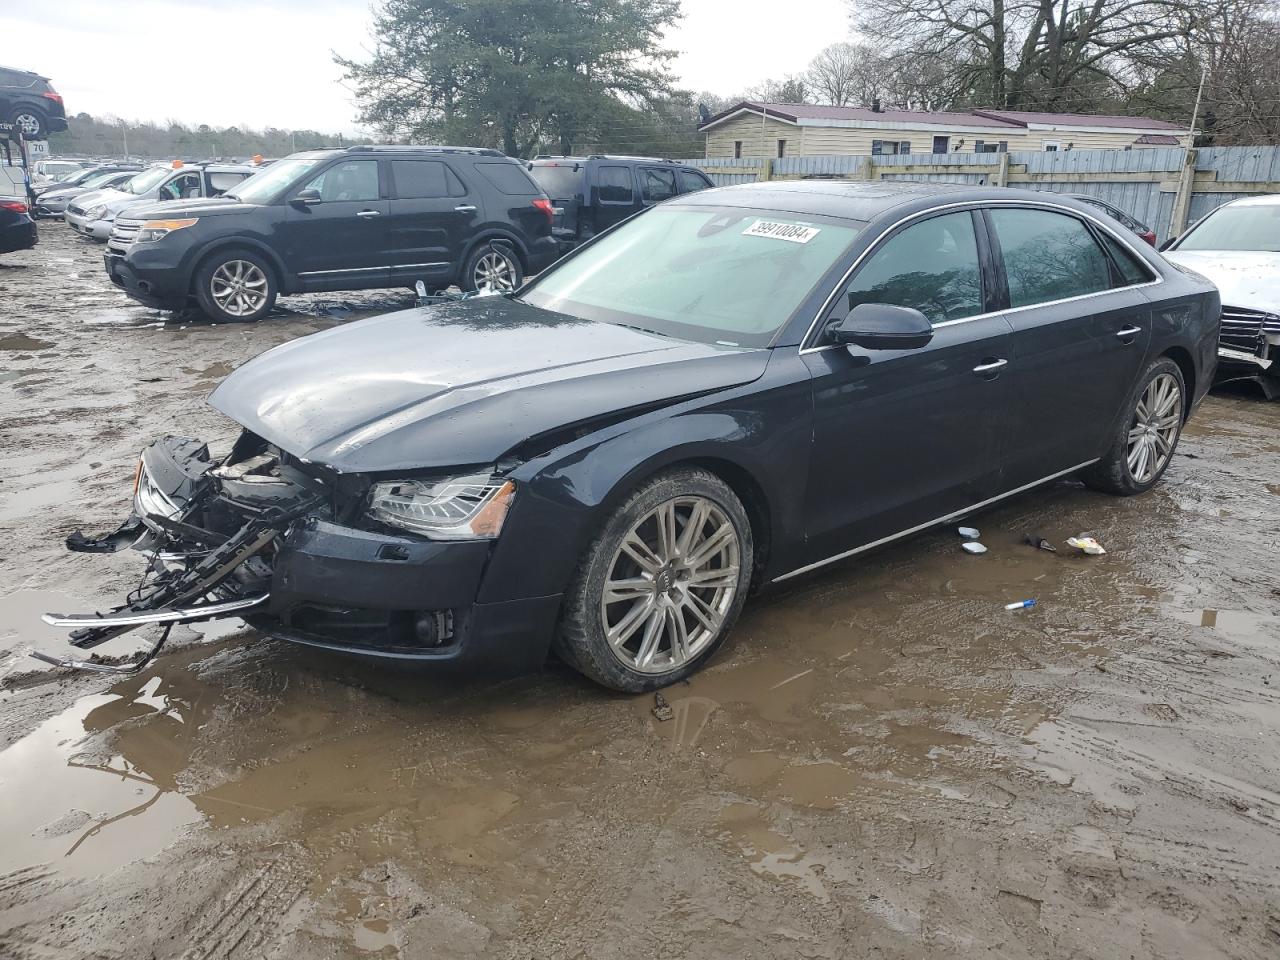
<box><xmin>1083</xmin><ymin>357</ymin><xmax>1185</xmax><ymax>495</ymax></box>
<box><xmin>555</xmin><ymin>468</ymin><xmax>754</xmax><ymax>692</ymax></box>
<box><xmin>10</xmin><ymin>108</ymin><xmax>47</xmax><ymax>140</ymax></box>
<box><xmin>193</xmin><ymin>248</ymin><xmax>277</xmax><ymax>323</ymax></box>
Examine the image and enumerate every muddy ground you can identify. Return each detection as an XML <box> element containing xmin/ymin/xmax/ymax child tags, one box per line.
<box><xmin>1</xmin><ymin>223</ymin><xmax>1279</xmax><ymax>959</ymax></box>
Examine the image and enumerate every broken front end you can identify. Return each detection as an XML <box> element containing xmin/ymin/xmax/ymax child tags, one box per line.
<box><xmin>40</xmin><ymin>435</ymin><xmax>545</xmax><ymax>673</ymax></box>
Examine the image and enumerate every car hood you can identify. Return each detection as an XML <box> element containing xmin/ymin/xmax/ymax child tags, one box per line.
<box><xmin>208</xmin><ymin>298</ymin><xmax>771</xmax><ymax>474</ymax></box>
<box><xmin>1163</xmin><ymin>250</ymin><xmax>1280</xmax><ymax>313</ymax></box>
<box><xmin>124</xmin><ymin>196</ymin><xmax>259</xmax><ymax>220</ymax></box>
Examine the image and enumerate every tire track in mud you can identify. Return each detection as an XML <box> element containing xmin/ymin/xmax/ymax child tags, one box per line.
<box><xmin>179</xmin><ymin>852</ymin><xmax>307</xmax><ymax>960</ymax></box>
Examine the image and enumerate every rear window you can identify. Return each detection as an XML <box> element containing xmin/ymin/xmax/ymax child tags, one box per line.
<box><xmin>529</xmin><ymin>164</ymin><xmax>583</xmax><ymax>199</ymax></box>
<box><xmin>475</xmin><ymin>161</ymin><xmax>540</xmax><ymax>195</ymax></box>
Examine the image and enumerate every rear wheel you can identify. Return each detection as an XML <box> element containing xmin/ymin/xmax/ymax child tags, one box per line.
<box><xmin>1083</xmin><ymin>357</ymin><xmax>1185</xmax><ymax>495</ymax></box>
<box><xmin>555</xmin><ymin>468</ymin><xmax>753</xmax><ymax>692</ymax></box>
<box><xmin>9</xmin><ymin>108</ymin><xmax>46</xmax><ymax>140</ymax></box>
<box><xmin>462</xmin><ymin>242</ymin><xmax>523</xmax><ymax>293</ymax></box>
<box><xmin>193</xmin><ymin>248</ymin><xmax>277</xmax><ymax>323</ymax></box>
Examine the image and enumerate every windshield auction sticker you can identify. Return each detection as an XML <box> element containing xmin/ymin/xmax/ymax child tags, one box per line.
<box><xmin>742</xmin><ymin>220</ymin><xmax>820</xmax><ymax>243</ymax></box>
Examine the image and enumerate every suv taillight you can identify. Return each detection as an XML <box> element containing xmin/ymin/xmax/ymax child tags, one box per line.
<box><xmin>41</xmin><ymin>91</ymin><xmax>64</xmax><ymax>105</ymax></box>
<box><xmin>0</xmin><ymin>200</ymin><xmax>29</xmax><ymax>214</ymax></box>
<box><xmin>531</xmin><ymin>197</ymin><xmax>554</xmax><ymax>222</ymax></box>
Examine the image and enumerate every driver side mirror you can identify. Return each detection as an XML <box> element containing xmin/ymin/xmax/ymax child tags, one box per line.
<box><xmin>828</xmin><ymin>302</ymin><xmax>934</xmax><ymax>351</ymax></box>
<box><xmin>291</xmin><ymin>188</ymin><xmax>322</xmax><ymax>207</ymax></box>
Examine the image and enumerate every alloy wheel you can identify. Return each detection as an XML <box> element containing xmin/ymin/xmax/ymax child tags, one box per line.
<box><xmin>1126</xmin><ymin>372</ymin><xmax>1181</xmax><ymax>484</ymax></box>
<box><xmin>473</xmin><ymin>250</ymin><xmax>517</xmax><ymax>292</ymax></box>
<box><xmin>600</xmin><ymin>496</ymin><xmax>741</xmax><ymax>674</ymax></box>
<box><xmin>15</xmin><ymin>113</ymin><xmax>40</xmax><ymax>138</ymax></box>
<box><xmin>209</xmin><ymin>260</ymin><xmax>269</xmax><ymax>317</ymax></box>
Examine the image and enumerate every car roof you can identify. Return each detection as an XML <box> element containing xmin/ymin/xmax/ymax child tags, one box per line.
<box><xmin>668</xmin><ymin>179</ymin><xmax>1101</xmax><ymax>222</ymax></box>
<box><xmin>1221</xmin><ymin>193</ymin><xmax>1280</xmax><ymax>207</ymax></box>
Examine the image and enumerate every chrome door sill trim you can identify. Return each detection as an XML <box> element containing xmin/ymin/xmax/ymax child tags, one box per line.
<box><xmin>772</xmin><ymin>459</ymin><xmax>1099</xmax><ymax>583</ymax></box>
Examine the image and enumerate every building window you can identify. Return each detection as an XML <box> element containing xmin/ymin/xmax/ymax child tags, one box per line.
<box><xmin>974</xmin><ymin>140</ymin><xmax>1008</xmax><ymax>154</ymax></box>
<box><xmin>777</xmin><ymin>139</ymin><xmax>786</xmax><ymax>158</ymax></box>
<box><xmin>933</xmin><ymin>135</ymin><xmax>950</xmax><ymax>154</ymax></box>
<box><xmin>871</xmin><ymin>140</ymin><xmax>913</xmax><ymax>156</ymax></box>
<box><xmin>1043</xmin><ymin>140</ymin><xmax>1061</xmax><ymax>152</ymax></box>
<box><xmin>733</xmin><ymin>140</ymin><xmax>742</xmax><ymax>159</ymax></box>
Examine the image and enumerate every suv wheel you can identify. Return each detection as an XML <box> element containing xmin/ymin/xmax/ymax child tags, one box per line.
<box><xmin>463</xmin><ymin>243</ymin><xmax>523</xmax><ymax>293</ymax></box>
<box><xmin>554</xmin><ymin>468</ymin><xmax>754</xmax><ymax>692</ymax></box>
<box><xmin>9</xmin><ymin>108</ymin><xmax>46</xmax><ymax>140</ymax></box>
<box><xmin>193</xmin><ymin>248</ymin><xmax>277</xmax><ymax>323</ymax></box>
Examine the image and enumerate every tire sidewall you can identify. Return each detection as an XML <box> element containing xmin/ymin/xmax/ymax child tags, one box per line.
<box><xmin>1116</xmin><ymin>357</ymin><xmax>1185</xmax><ymax>493</ymax></box>
<box><xmin>11</xmin><ymin>108</ymin><xmax>46</xmax><ymax>140</ymax></box>
<box><xmin>560</xmin><ymin>469</ymin><xmax>754</xmax><ymax>692</ymax></box>
<box><xmin>462</xmin><ymin>243</ymin><xmax>523</xmax><ymax>293</ymax></box>
<box><xmin>193</xmin><ymin>248</ymin><xmax>277</xmax><ymax>323</ymax></box>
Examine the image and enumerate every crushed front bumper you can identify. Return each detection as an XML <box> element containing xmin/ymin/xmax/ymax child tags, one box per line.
<box><xmin>42</xmin><ymin>436</ymin><xmax>557</xmax><ymax>673</ymax></box>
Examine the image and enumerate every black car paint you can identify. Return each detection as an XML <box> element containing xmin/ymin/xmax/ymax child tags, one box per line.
<box><xmin>0</xmin><ymin>192</ymin><xmax>37</xmax><ymax>254</ymax></box>
<box><xmin>78</xmin><ymin>182</ymin><xmax>1219</xmax><ymax>673</ymax></box>
<box><xmin>0</xmin><ymin>66</ymin><xmax>68</xmax><ymax>136</ymax></box>
<box><xmin>105</xmin><ymin>148</ymin><xmax>559</xmax><ymax>311</ymax></box>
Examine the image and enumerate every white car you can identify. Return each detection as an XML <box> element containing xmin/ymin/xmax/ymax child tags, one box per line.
<box><xmin>64</xmin><ymin>163</ymin><xmax>253</xmax><ymax>240</ymax></box>
<box><xmin>1163</xmin><ymin>194</ymin><xmax>1280</xmax><ymax>385</ymax></box>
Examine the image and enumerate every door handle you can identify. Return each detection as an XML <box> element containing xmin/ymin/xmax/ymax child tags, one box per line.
<box><xmin>356</xmin><ymin>209</ymin><xmax>381</xmax><ymax>218</ymax></box>
<box><xmin>454</xmin><ymin>204</ymin><xmax>477</xmax><ymax>212</ymax></box>
<box><xmin>1115</xmin><ymin>325</ymin><xmax>1142</xmax><ymax>340</ymax></box>
<box><xmin>973</xmin><ymin>358</ymin><xmax>1008</xmax><ymax>376</ymax></box>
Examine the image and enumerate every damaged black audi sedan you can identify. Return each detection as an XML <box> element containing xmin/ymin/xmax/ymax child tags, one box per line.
<box><xmin>44</xmin><ymin>181</ymin><xmax>1219</xmax><ymax>691</ymax></box>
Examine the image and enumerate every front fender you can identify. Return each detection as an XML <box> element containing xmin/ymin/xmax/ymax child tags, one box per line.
<box><xmin>476</xmin><ymin>352</ymin><xmax>813</xmax><ymax>603</ymax></box>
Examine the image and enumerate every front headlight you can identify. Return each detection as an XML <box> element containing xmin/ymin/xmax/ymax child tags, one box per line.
<box><xmin>85</xmin><ymin>204</ymin><xmax>108</xmax><ymax>220</ymax></box>
<box><xmin>367</xmin><ymin>475</ymin><xmax>515</xmax><ymax>540</ymax></box>
<box><xmin>136</xmin><ymin>218</ymin><xmax>198</xmax><ymax>242</ymax></box>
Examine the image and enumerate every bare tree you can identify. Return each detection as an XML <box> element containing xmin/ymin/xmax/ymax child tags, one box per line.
<box><xmin>806</xmin><ymin>42</ymin><xmax>866</xmax><ymax>105</ymax></box>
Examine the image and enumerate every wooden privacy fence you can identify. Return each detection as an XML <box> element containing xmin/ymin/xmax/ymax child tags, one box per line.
<box><xmin>683</xmin><ymin>146</ymin><xmax>1280</xmax><ymax>244</ymax></box>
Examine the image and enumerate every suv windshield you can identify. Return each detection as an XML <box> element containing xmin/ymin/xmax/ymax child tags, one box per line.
<box><xmin>529</xmin><ymin>164</ymin><xmax>582</xmax><ymax>199</ymax></box>
<box><xmin>1174</xmin><ymin>203</ymin><xmax>1280</xmax><ymax>253</ymax></box>
<box><xmin>521</xmin><ymin>205</ymin><xmax>864</xmax><ymax>347</ymax></box>
<box><xmin>226</xmin><ymin>157</ymin><xmax>324</xmax><ymax>204</ymax></box>
<box><xmin>127</xmin><ymin>167</ymin><xmax>172</xmax><ymax>194</ymax></box>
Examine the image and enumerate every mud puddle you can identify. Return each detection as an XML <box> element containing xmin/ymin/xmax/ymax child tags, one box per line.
<box><xmin>1</xmin><ymin>223</ymin><xmax>1279</xmax><ymax>958</ymax></box>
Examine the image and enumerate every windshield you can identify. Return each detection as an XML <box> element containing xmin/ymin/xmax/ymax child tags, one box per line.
<box><xmin>226</xmin><ymin>157</ymin><xmax>324</xmax><ymax>204</ymax></box>
<box><xmin>1174</xmin><ymin>203</ymin><xmax>1280</xmax><ymax>253</ymax></box>
<box><xmin>78</xmin><ymin>171</ymin><xmax>120</xmax><ymax>190</ymax></box>
<box><xmin>45</xmin><ymin>162</ymin><xmax>85</xmax><ymax>180</ymax></box>
<box><xmin>63</xmin><ymin>167</ymin><xmax>102</xmax><ymax>186</ymax></box>
<box><xmin>520</xmin><ymin>205</ymin><xmax>863</xmax><ymax>347</ymax></box>
<box><xmin>529</xmin><ymin>164</ymin><xmax>583</xmax><ymax>199</ymax></box>
<box><xmin>127</xmin><ymin>167</ymin><xmax>172</xmax><ymax>194</ymax></box>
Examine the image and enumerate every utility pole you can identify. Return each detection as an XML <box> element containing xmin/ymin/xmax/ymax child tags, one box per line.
<box><xmin>1169</xmin><ymin>63</ymin><xmax>1208</xmax><ymax>240</ymax></box>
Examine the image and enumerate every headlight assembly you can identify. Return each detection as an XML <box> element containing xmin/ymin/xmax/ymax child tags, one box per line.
<box><xmin>136</xmin><ymin>218</ymin><xmax>198</xmax><ymax>242</ymax></box>
<box><xmin>85</xmin><ymin>204</ymin><xmax>107</xmax><ymax>220</ymax></box>
<box><xmin>367</xmin><ymin>475</ymin><xmax>515</xmax><ymax>540</ymax></box>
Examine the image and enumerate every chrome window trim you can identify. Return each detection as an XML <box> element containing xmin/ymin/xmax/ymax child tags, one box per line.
<box><xmin>772</xmin><ymin>458</ymin><xmax>1099</xmax><ymax>583</ymax></box>
<box><xmin>389</xmin><ymin>261</ymin><xmax>450</xmax><ymax>270</ymax></box>
<box><xmin>798</xmin><ymin>198</ymin><xmax>1164</xmax><ymax>355</ymax></box>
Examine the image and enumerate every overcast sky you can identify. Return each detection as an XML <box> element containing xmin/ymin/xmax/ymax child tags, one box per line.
<box><xmin>0</xmin><ymin>0</ymin><xmax>850</xmax><ymax>135</ymax></box>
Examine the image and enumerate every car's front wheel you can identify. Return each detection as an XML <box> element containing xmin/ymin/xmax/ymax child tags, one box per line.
<box><xmin>555</xmin><ymin>468</ymin><xmax>754</xmax><ymax>692</ymax></box>
<box><xmin>193</xmin><ymin>248</ymin><xmax>277</xmax><ymax>323</ymax></box>
<box><xmin>462</xmin><ymin>242</ymin><xmax>523</xmax><ymax>293</ymax></box>
<box><xmin>9</xmin><ymin>108</ymin><xmax>47</xmax><ymax>140</ymax></box>
<box><xmin>1083</xmin><ymin>356</ymin><xmax>1186</xmax><ymax>495</ymax></box>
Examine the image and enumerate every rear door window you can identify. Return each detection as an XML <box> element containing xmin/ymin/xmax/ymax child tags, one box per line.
<box><xmin>474</xmin><ymin>161</ymin><xmax>540</xmax><ymax>195</ymax></box>
<box><xmin>597</xmin><ymin>165</ymin><xmax>634</xmax><ymax>203</ymax></box>
<box><xmin>391</xmin><ymin>160</ymin><xmax>465</xmax><ymax>198</ymax></box>
<box><xmin>529</xmin><ymin>164</ymin><xmax>582</xmax><ymax>199</ymax></box>
<box><xmin>208</xmin><ymin>171</ymin><xmax>248</xmax><ymax>195</ymax></box>
<box><xmin>841</xmin><ymin>211</ymin><xmax>985</xmax><ymax>324</ymax></box>
<box><xmin>678</xmin><ymin>169</ymin><xmax>713</xmax><ymax>193</ymax></box>
<box><xmin>641</xmin><ymin>167</ymin><xmax>677</xmax><ymax>202</ymax></box>
<box><xmin>990</xmin><ymin>208</ymin><xmax>1112</xmax><ymax>307</ymax></box>
<box><xmin>1097</xmin><ymin>229</ymin><xmax>1156</xmax><ymax>286</ymax></box>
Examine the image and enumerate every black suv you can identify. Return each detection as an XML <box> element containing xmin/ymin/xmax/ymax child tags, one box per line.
<box><xmin>527</xmin><ymin>155</ymin><xmax>714</xmax><ymax>251</ymax></box>
<box><xmin>103</xmin><ymin>146</ymin><xmax>558</xmax><ymax>323</ymax></box>
<box><xmin>0</xmin><ymin>66</ymin><xmax>68</xmax><ymax>140</ymax></box>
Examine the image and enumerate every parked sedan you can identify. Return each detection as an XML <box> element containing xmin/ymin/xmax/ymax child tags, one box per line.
<box><xmin>34</xmin><ymin>168</ymin><xmax>141</xmax><ymax>218</ymax></box>
<box><xmin>1162</xmin><ymin>194</ymin><xmax>1279</xmax><ymax>389</ymax></box>
<box><xmin>0</xmin><ymin>189</ymin><xmax>37</xmax><ymax>255</ymax></box>
<box><xmin>44</xmin><ymin>182</ymin><xmax>1218</xmax><ymax>691</ymax></box>
<box><xmin>1068</xmin><ymin>194</ymin><xmax>1158</xmax><ymax>246</ymax></box>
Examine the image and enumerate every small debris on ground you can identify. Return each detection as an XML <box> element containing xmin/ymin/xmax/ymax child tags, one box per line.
<box><xmin>1005</xmin><ymin>599</ymin><xmax>1037</xmax><ymax>611</ymax></box>
<box><xmin>962</xmin><ymin>541</ymin><xmax>988</xmax><ymax>554</ymax></box>
<box><xmin>958</xmin><ymin>526</ymin><xmax>980</xmax><ymax>540</ymax></box>
<box><xmin>652</xmin><ymin>691</ymin><xmax>674</xmax><ymax>721</ymax></box>
<box><xmin>1066</xmin><ymin>535</ymin><xmax>1107</xmax><ymax>555</ymax></box>
<box><xmin>1024</xmin><ymin>533</ymin><xmax>1057</xmax><ymax>552</ymax></box>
